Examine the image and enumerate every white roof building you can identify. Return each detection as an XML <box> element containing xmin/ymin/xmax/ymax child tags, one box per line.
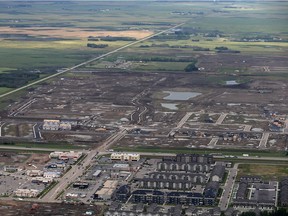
<box><xmin>14</xmin><ymin>189</ymin><xmax>39</xmax><ymax>198</ymax></box>
<box><xmin>43</xmin><ymin>171</ymin><xmax>61</xmax><ymax>179</ymax></box>
<box><xmin>26</xmin><ymin>170</ymin><xmax>43</xmax><ymax>177</ymax></box>
<box><xmin>49</xmin><ymin>151</ymin><xmax>82</xmax><ymax>161</ymax></box>
<box><xmin>110</xmin><ymin>153</ymin><xmax>140</xmax><ymax>161</ymax></box>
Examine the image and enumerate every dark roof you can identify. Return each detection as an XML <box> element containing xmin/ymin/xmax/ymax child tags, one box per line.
<box><xmin>236</xmin><ymin>181</ymin><xmax>248</xmax><ymax>199</ymax></box>
<box><xmin>204</xmin><ymin>181</ymin><xmax>219</xmax><ymax>198</ymax></box>
<box><xmin>167</xmin><ymin>191</ymin><xmax>202</xmax><ymax>198</ymax></box>
<box><xmin>211</xmin><ymin>164</ymin><xmax>225</xmax><ymax>179</ymax></box>
<box><xmin>135</xmin><ymin>203</ymin><xmax>144</xmax><ymax>212</ymax></box>
<box><xmin>116</xmin><ymin>185</ymin><xmax>130</xmax><ymax>194</ymax></box>
<box><xmin>240</xmin><ymin>175</ymin><xmax>262</xmax><ymax>182</ymax></box>
<box><xmin>109</xmin><ymin>201</ymin><xmax>121</xmax><ymax>211</ymax></box>
<box><xmin>132</xmin><ymin>190</ymin><xmax>164</xmax><ymax>196</ymax></box>
<box><xmin>168</xmin><ymin>205</ymin><xmax>182</xmax><ymax>216</ymax></box>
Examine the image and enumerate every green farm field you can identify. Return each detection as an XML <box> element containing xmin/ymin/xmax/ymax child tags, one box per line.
<box><xmin>0</xmin><ymin>1</ymin><xmax>288</xmax><ymax>94</ymax></box>
<box><xmin>237</xmin><ymin>164</ymin><xmax>288</xmax><ymax>180</ymax></box>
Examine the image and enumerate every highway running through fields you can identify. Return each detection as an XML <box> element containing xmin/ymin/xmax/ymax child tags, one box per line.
<box><xmin>0</xmin><ymin>23</ymin><xmax>185</xmax><ymax>99</ymax></box>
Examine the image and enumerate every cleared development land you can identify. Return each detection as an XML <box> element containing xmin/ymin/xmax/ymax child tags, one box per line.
<box><xmin>0</xmin><ymin>1</ymin><xmax>288</xmax><ymax>215</ymax></box>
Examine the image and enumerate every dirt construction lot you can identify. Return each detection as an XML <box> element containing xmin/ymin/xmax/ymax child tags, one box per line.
<box><xmin>1</xmin><ymin>71</ymin><xmax>288</xmax><ymax>152</ymax></box>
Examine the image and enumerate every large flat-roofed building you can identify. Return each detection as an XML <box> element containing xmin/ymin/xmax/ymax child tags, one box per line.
<box><xmin>14</xmin><ymin>189</ymin><xmax>39</xmax><ymax>198</ymax></box>
<box><xmin>31</xmin><ymin>177</ymin><xmax>53</xmax><ymax>184</ymax></box>
<box><xmin>26</xmin><ymin>169</ymin><xmax>43</xmax><ymax>177</ymax></box>
<box><xmin>104</xmin><ymin>180</ymin><xmax>118</xmax><ymax>188</ymax></box>
<box><xmin>96</xmin><ymin>188</ymin><xmax>115</xmax><ymax>201</ymax></box>
<box><xmin>49</xmin><ymin>151</ymin><xmax>82</xmax><ymax>161</ymax></box>
<box><xmin>3</xmin><ymin>165</ymin><xmax>18</xmax><ymax>173</ymax></box>
<box><xmin>43</xmin><ymin>171</ymin><xmax>61</xmax><ymax>178</ymax></box>
<box><xmin>94</xmin><ymin>180</ymin><xmax>118</xmax><ymax>201</ymax></box>
<box><xmin>111</xmin><ymin>153</ymin><xmax>140</xmax><ymax>161</ymax></box>
<box><xmin>233</xmin><ymin>180</ymin><xmax>277</xmax><ymax>210</ymax></box>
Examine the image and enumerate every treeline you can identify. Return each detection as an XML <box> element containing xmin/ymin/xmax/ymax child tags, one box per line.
<box><xmin>215</xmin><ymin>46</ymin><xmax>240</xmax><ymax>53</ymax></box>
<box><xmin>185</xmin><ymin>60</ymin><xmax>198</xmax><ymax>72</ymax></box>
<box><xmin>124</xmin><ymin>56</ymin><xmax>193</xmax><ymax>62</ymax></box>
<box><xmin>0</xmin><ymin>72</ymin><xmax>39</xmax><ymax>88</ymax></box>
<box><xmin>122</xmin><ymin>22</ymin><xmax>170</xmax><ymax>26</ymax></box>
<box><xmin>87</xmin><ymin>43</ymin><xmax>108</xmax><ymax>48</ymax></box>
<box><xmin>152</xmin><ymin>34</ymin><xmax>190</xmax><ymax>40</ymax></box>
<box><xmin>140</xmin><ymin>44</ymin><xmax>209</xmax><ymax>51</ymax></box>
<box><xmin>88</xmin><ymin>36</ymin><xmax>136</xmax><ymax>42</ymax></box>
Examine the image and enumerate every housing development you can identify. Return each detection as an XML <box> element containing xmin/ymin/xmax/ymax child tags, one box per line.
<box><xmin>0</xmin><ymin>0</ymin><xmax>288</xmax><ymax>216</ymax></box>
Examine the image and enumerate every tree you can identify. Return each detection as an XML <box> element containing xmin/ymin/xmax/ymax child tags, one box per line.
<box><xmin>184</xmin><ymin>61</ymin><xmax>198</xmax><ymax>72</ymax></box>
<box><xmin>240</xmin><ymin>212</ymin><xmax>256</xmax><ymax>216</ymax></box>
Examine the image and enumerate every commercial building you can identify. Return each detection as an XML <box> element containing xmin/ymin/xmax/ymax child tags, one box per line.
<box><xmin>31</xmin><ymin>177</ymin><xmax>53</xmax><ymax>184</ymax></box>
<box><xmin>49</xmin><ymin>151</ymin><xmax>82</xmax><ymax>161</ymax></box>
<box><xmin>43</xmin><ymin>171</ymin><xmax>61</xmax><ymax>178</ymax></box>
<box><xmin>94</xmin><ymin>180</ymin><xmax>118</xmax><ymax>201</ymax></box>
<box><xmin>112</xmin><ymin>163</ymin><xmax>130</xmax><ymax>171</ymax></box>
<box><xmin>3</xmin><ymin>165</ymin><xmax>18</xmax><ymax>172</ymax></box>
<box><xmin>26</xmin><ymin>169</ymin><xmax>43</xmax><ymax>177</ymax></box>
<box><xmin>73</xmin><ymin>182</ymin><xmax>89</xmax><ymax>189</ymax></box>
<box><xmin>92</xmin><ymin>170</ymin><xmax>102</xmax><ymax>177</ymax></box>
<box><xmin>95</xmin><ymin>188</ymin><xmax>115</xmax><ymax>201</ymax></box>
<box><xmin>111</xmin><ymin>153</ymin><xmax>140</xmax><ymax>161</ymax></box>
<box><xmin>66</xmin><ymin>193</ymin><xmax>79</xmax><ymax>199</ymax></box>
<box><xmin>14</xmin><ymin>189</ymin><xmax>39</xmax><ymax>198</ymax></box>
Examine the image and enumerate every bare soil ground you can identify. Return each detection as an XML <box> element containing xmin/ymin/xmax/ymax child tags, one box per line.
<box><xmin>0</xmin><ymin>151</ymin><xmax>30</xmax><ymax>165</ymax></box>
<box><xmin>2</xmin><ymin>71</ymin><xmax>288</xmax><ymax>152</ymax></box>
<box><xmin>0</xmin><ymin>200</ymin><xmax>103</xmax><ymax>216</ymax></box>
<box><xmin>25</xmin><ymin>154</ymin><xmax>50</xmax><ymax>167</ymax></box>
<box><xmin>0</xmin><ymin>27</ymin><xmax>153</xmax><ymax>39</ymax></box>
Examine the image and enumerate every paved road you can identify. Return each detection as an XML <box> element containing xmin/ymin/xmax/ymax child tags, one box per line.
<box><xmin>285</xmin><ymin>119</ymin><xmax>288</xmax><ymax>134</ymax></box>
<box><xmin>215</xmin><ymin>113</ymin><xmax>228</xmax><ymax>125</ymax></box>
<box><xmin>8</xmin><ymin>98</ymin><xmax>37</xmax><ymax>117</ymax></box>
<box><xmin>32</xmin><ymin>123</ymin><xmax>42</xmax><ymax>140</ymax></box>
<box><xmin>41</xmin><ymin>128</ymin><xmax>127</xmax><ymax>202</ymax></box>
<box><xmin>0</xmin><ymin>122</ymin><xmax>5</xmax><ymax>137</ymax></box>
<box><xmin>259</xmin><ymin>132</ymin><xmax>270</xmax><ymax>149</ymax></box>
<box><xmin>219</xmin><ymin>163</ymin><xmax>238</xmax><ymax>211</ymax></box>
<box><xmin>243</xmin><ymin>125</ymin><xmax>252</xmax><ymax>132</ymax></box>
<box><xmin>208</xmin><ymin>137</ymin><xmax>219</xmax><ymax>147</ymax></box>
<box><xmin>0</xmin><ymin>23</ymin><xmax>185</xmax><ymax>99</ymax></box>
<box><xmin>130</xmin><ymin>78</ymin><xmax>166</xmax><ymax>125</ymax></box>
